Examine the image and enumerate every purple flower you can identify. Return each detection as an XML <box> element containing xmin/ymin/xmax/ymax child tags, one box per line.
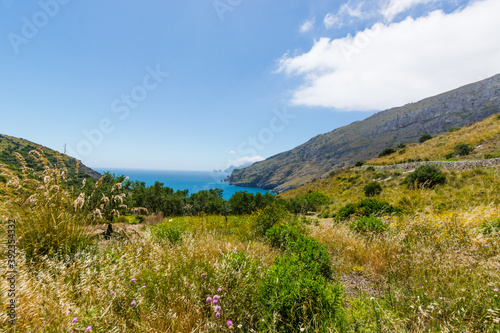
<box><xmin>455</xmin><ymin>250</ymin><xmax>460</xmax><ymax>253</ymax></box>
<box><xmin>110</xmin><ymin>291</ymin><xmax>115</xmax><ymax>295</ymax></box>
<box><xmin>213</xmin><ymin>294</ymin><xmax>220</xmax><ymax>300</ymax></box>
<box><xmin>141</xmin><ymin>286</ymin><xmax>146</xmax><ymax>288</ymax></box>
<box><xmin>216</xmin><ymin>312</ymin><xmax>221</xmax><ymax>318</ymax></box>
<box><xmin>201</xmin><ymin>273</ymin><xmax>207</xmax><ymax>278</ymax></box>
<box><xmin>131</xmin><ymin>301</ymin><xmax>137</xmax><ymax>306</ymax></box>
<box><xmin>206</xmin><ymin>297</ymin><xmax>212</xmax><ymax>303</ymax></box>
<box><xmin>215</xmin><ymin>305</ymin><xmax>221</xmax><ymax>312</ymax></box>
<box><xmin>494</xmin><ymin>288</ymin><xmax>499</xmax><ymax>292</ymax></box>
<box><xmin>187</xmin><ymin>283</ymin><xmax>190</xmax><ymax>287</ymax></box>
<box><xmin>217</xmin><ymin>287</ymin><xmax>222</xmax><ymax>292</ymax></box>
<box><xmin>227</xmin><ymin>320</ymin><xmax>233</xmax><ymax>327</ymax></box>
<box><xmin>67</xmin><ymin>311</ymin><xmax>71</xmax><ymax>315</ymax></box>
<box><xmin>131</xmin><ymin>278</ymin><xmax>137</xmax><ymax>283</ymax></box>
<box><xmin>485</xmin><ymin>244</ymin><xmax>489</xmax><ymax>247</ymax></box>
<box><xmin>212</xmin><ymin>299</ymin><xmax>218</xmax><ymax>305</ymax></box>
<box><xmin>72</xmin><ymin>317</ymin><xmax>78</xmax><ymax>324</ymax></box>
<box><xmin>86</xmin><ymin>326</ymin><xmax>92</xmax><ymax>332</ymax></box>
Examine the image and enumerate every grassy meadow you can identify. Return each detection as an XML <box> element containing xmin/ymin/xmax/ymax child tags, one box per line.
<box><xmin>1</xmin><ymin>116</ymin><xmax>500</xmax><ymax>332</ymax></box>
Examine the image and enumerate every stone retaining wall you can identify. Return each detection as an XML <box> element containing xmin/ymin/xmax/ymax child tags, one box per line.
<box><xmin>360</xmin><ymin>157</ymin><xmax>500</xmax><ymax>171</ymax></box>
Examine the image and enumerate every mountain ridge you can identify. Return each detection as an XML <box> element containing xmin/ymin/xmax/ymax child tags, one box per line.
<box><xmin>229</xmin><ymin>74</ymin><xmax>500</xmax><ymax>192</ymax></box>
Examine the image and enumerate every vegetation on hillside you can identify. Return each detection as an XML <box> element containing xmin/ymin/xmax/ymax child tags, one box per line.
<box><xmin>1</xmin><ymin>114</ymin><xmax>500</xmax><ymax>332</ymax></box>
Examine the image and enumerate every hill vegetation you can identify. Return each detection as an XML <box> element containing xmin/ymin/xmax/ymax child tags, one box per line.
<box><xmin>1</xmin><ymin>114</ymin><xmax>500</xmax><ymax>331</ymax></box>
<box><xmin>230</xmin><ymin>74</ymin><xmax>500</xmax><ymax>192</ymax></box>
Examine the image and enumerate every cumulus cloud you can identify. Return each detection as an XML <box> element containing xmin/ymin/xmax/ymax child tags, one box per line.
<box><xmin>279</xmin><ymin>0</ymin><xmax>500</xmax><ymax>111</ymax></box>
<box><xmin>229</xmin><ymin>156</ymin><xmax>264</xmax><ymax>167</ymax></box>
<box><xmin>380</xmin><ymin>0</ymin><xmax>437</xmax><ymax>21</ymax></box>
<box><xmin>228</xmin><ymin>150</ymin><xmax>236</xmax><ymax>154</ymax></box>
<box><xmin>300</xmin><ymin>18</ymin><xmax>315</xmax><ymax>33</ymax></box>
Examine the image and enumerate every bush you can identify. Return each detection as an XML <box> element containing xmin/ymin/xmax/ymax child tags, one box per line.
<box><xmin>349</xmin><ymin>216</ymin><xmax>387</xmax><ymax>233</ymax></box>
<box><xmin>355</xmin><ymin>161</ymin><xmax>365</xmax><ymax>167</ymax></box>
<box><xmin>152</xmin><ymin>224</ymin><xmax>185</xmax><ymax>244</ymax></box>
<box><xmin>266</xmin><ymin>224</ymin><xmax>332</xmax><ymax>278</ymax></box>
<box><xmin>448</xmin><ymin>127</ymin><xmax>461</xmax><ymax>132</ymax></box>
<box><xmin>364</xmin><ymin>181</ymin><xmax>382</xmax><ymax>197</ymax></box>
<box><xmin>445</xmin><ymin>152</ymin><xmax>455</xmax><ymax>159</ymax></box>
<box><xmin>255</xmin><ymin>202</ymin><xmax>289</xmax><ymax>237</ymax></box>
<box><xmin>419</xmin><ymin>134</ymin><xmax>433</xmax><ymax>143</ymax></box>
<box><xmin>454</xmin><ymin>143</ymin><xmax>474</xmax><ymax>156</ymax></box>
<box><xmin>479</xmin><ymin>218</ymin><xmax>500</xmax><ymax>236</ymax></box>
<box><xmin>397</xmin><ymin>143</ymin><xmax>406</xmax><ymax>149</ymax></box>
<box><xmin>379</xmin><ymin>148</ymin><xmax>396</xmax><ymax>157</ymax></box>
<box><xmin>336</xmin><ymin>198</ymin><xmax>397</xmax><ymax>221</ymax></box>
<box><xmin>287</xmin><ymin>192</ymin><xmax>330</xmax><ymax>214</ymax></box>
<box><xmin>366</xmin><ymin>166</ymin><xmax>375</xmax><ymax>171</ymax></box>
<box><xmin>258</xmin><ymin>254</ymin><xmax>343</xmax><ymax>331</ymax></box>
<box><xmin>403</xmin><ymin>164</ymin><xmax>446</xmax><ymax>189</ymax></box>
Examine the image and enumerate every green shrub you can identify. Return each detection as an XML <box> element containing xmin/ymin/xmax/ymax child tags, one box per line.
<box><xmin>258</xmin><ymin>254</ymin><xmax>343</xmax><ymax>331</ymax></box>
<box><xmin>364</xmin><ymin>181</ymin><xmax>382</xmax><ymax>197</ymax></box>
<box><xmin>479</xmin><ymin>218</ymin><xmax>500</xmax><ymax>236</ymax></box>
<box><xmin>355</xmin><ymin>161</ymin><xmax>365</xmax><ymax>167</ymax></box>
<box><xmin>336</xmin><ymin>198</ymin><xmax>397</xmax><ymax>221</ymax></box>
<box><xmin>397</xmin><ymin>143</ymin><xmax>406</xmax><ymax>149</ymax></box>
<box><xmin>349</xmin><ymin>216</ymin><xmax>387</xmax><ymax>233</ymax></box>
<box><xmin>266</xmin><ymin>224</ymin><xmax>332</xmax><ymax>278</ymax></box>
<box><xmin>321</xmin><ymin>212</ymin><xmax>330</xmax><ymax>218</ymax></box>
<box><xmin>287</xmin><ymin>192</ymin><xmax>330</xmax><ymax>214</ymax></box>
<box><xmin>379</xmin><ymin>148</ymin><xmax>396</xmax><ymax>157</ymax></box>
<box><xmin>419</xmin><ymin>134</ymin><xmax>433</xmax><ymax>143</ymax></box>
<box><xmin>445</xmin><ymin>152</ymin><xmax>455</xmax><ymax>159</ymax></box>
<box><xmin>152</xmin><ymin>224</ymin><xmax>185</xmax><ymax>244</ymax></box>
<box><xmin>403</xmin><ymin>164</ymin><xmax>446</xmax><ymax>189</ymax></box>
<box><xmin>255</xmin><ymin>202</ymin><xmax>289</xmax><ymax>237</ymax></box>
<box><xmin>454</xmin><ymin>143</ymin><xmax>474</xmax><ymax>156</ymax></box>
<box><xmin>366</xmin><ymin>166</ymin><xmax>375</xmax><ymax>171</ymax></box>
<box><xmin>448</xmin><ymin>127</ymin><xmax>461</xmax><ymax>132</ymax></box>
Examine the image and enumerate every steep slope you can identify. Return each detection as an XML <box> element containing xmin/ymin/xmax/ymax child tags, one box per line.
<box><xmin>0</xmin><ymin>134</ymin><xmax>101</xmax><ymax>180</ymax></box>
<box><xmin>230</xmin><ymin>74</ymin><xmax>500</xmax><ymax>192</ymax></box>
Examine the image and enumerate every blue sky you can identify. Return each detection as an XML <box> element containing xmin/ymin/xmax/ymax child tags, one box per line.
<box><xmin>1</xmin><ymin>0</ymin><xmax>499</xmax><ymax>171</ymax></box>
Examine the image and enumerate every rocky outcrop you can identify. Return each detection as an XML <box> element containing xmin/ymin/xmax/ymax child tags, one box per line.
<box><xmin>230</xmin><ymin>74</ymin><xmax>500</xmax><ymax>192</ymax></box>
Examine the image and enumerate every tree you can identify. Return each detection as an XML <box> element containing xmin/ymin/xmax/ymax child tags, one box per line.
<box><xmin>364</xmin><ymin>181</ymin><xmax>382</xmax><ymax>197</ymax></box>
<box><xmin>454</xmin><ymin>143</ymin><xmax>474</xmax><ymax>156</ymax></box>
<box><xmin>419</xmin><ymin>134</ymin><xmax>433</xmax><ymax>143</ymax></box>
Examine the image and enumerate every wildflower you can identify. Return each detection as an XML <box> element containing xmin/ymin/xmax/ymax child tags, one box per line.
<box><xmin>187</xmin><ymin>283</ymin><xmax>190</xmax><ymax>287</ymax></box>
<box><xmin>216</xmin><ymin>312</ymin><xmax>221</xmax><ymax>318</ymax></box>
<box><xmin>86</xmin><ymin>326</ymin><xmax>92</xmax><ymax>332</ymax></box>
<box><xmin>213</xmin><ymin>299</ymin><xmax>219</xmax><ymax>305</ymax></box>
<box><xmin>215</xmin><ymin>305</ymin><xmax>221</xmax><ymax>312</ymax></box>
<box><xmin>494</xmin><ymin>288</ymin><xmax>499</xmax><ymax>292</ymax></box>
<box><xmin>238</xmin><ymin>324</ymin><xmax>242</xmax><ymax>329</ymax></box>
<box><xmin>213</xmin><ymin>294</ymin><xmax>220</xmax><ymax>300</ymax></box>
<box><xmin>131</xmin><ymin>301</ymin><xmax>137</xmax><ymax>306</ymax></box>
<box><xmin>141</xmin><ymin>286</ymin><xmax>146</xmax><ymax>288</ymax></box>
<box><xmin>227</xmin><ymin>320</ymin><xmax>233</xmax><ymax>327</ymax></box>
<box><xmin>72</xmin><ymin>317</ymin><xmax>78</xmax><ymax>324</ymax></box>
<box><xmin>455</xmin><ymin>250</ymin><xmax>460</xmax><ymax>253</ymax></box>
<box><xmin>217</xmin><ymin>287</ymin><xmax>222</xmax><ymax>292</ymax></box>
<box><xmin>110</xmin><ymin>291</ymin><xmax>115</xmax><ymax>295</ymax></box>
<box><xmin>485</xmin><ymin>244</ymin><xmax>489</xmax><ymax>247</ymax></box>
<box><xmin>67</xmin><ymin>311</ymin><xmax>71</xmax><ymax>315</ymax></box>
<box><xmin>131</xmin><ymin>278</ymin><xmax>137</xmax><ymax>283</ymax></box>
<box><xmin>201</xmin><ymin>273</ymin><xmax>207</xmax><ymax>278</ymax></box>
<box><xmin>206</xmin><ymin>297</ymin><xmax>212</xmax><ymax>303</ymax></box>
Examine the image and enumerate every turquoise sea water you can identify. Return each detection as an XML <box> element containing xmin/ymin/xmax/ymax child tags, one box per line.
<box><xmin>94</xmin><ymin>168</ymin><xmax>272</xmax><ymax>200</ymax></box>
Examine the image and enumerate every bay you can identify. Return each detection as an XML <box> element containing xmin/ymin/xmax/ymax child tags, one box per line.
<box><xmin>94</xmin><ymin>168</ymin><xmax>272</xmax><ymax>200</ymax></box>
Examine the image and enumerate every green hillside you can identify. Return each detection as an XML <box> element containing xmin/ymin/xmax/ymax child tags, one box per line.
<box><xmin>230</xmin><ymin>74</ymin><xmax>500</xmax><ymax>192</ymax></box>
<box><xmin>0</xmin><ymin>134</ymin><xmax>101</xmax><ymax>182</ymax></box>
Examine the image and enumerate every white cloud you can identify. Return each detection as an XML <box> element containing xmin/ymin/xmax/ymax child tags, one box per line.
<box><xmin>279</xmin><ymin>0</ymin><xmax>500</xmax><ymax>111</ymax></box>
<box><xmin>324</xmin><ymin>13</ymin><xmax>341</xmax><ymax>29</ymax></box>
<box><xmin>381</xmin><ymin>0</ymin><xmax>437</xmax><ymax>21</ymax></box>
<box><xmin>229</xmin><ymin>156</ymin><xmax>264</xmax><ymax>167</ymax></box>
<box><xmin>228</xmin><ymin>150</ymin><xmax>236</xmax><ymax>154</ymax></box>
<box><xmin>300</xmin><ymin>18</ymin><xmax>315</xmax><ymax>33</ymax></box>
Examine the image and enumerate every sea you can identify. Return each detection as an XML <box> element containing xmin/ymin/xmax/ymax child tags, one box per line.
<box><xmin>93</xmin><ymin>168</ymin><xmax>272</xmax><ymax>200</ymax></box>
